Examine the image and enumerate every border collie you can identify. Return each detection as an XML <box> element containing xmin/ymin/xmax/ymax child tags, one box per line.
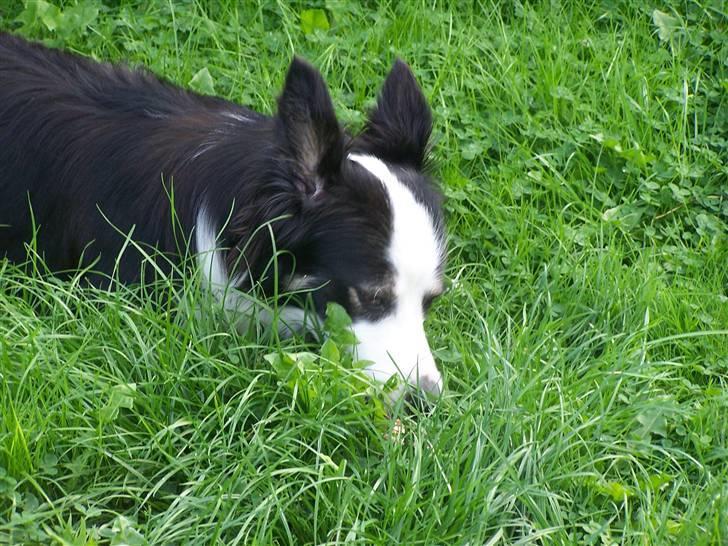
<box><xmin>0</xmin><ymin>33</ymin><xmax>446</xmax><ymax>398</ymax></box>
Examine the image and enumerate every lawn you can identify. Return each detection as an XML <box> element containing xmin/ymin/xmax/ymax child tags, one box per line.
<box><xmin>1</xmin><ymin>1</ymin><xmax>727</xmax><ymax>544</ymax></box>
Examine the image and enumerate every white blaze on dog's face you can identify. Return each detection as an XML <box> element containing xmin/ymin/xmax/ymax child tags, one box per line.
<box><xmin>348</xmin><ymin>154</ymin><xmax>445</xmax><ymax>395</ymax></box>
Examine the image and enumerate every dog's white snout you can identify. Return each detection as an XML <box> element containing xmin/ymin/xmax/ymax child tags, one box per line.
<box><xmin>350</xmin><ymin>317</ymin><xmax>443</xmax><ymax>400</ymax></box>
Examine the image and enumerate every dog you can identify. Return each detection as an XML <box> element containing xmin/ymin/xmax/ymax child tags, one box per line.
<box><xmin>0</xmin><ymin>33</ymin><xmax>446</xmax><ymax>398</ymax></box>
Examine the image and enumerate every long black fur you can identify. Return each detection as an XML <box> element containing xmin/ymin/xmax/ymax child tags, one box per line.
<box><xmin>0</xmin><ymin>33</ymin><xmax>440</xmax><ymax>319</ymax></box>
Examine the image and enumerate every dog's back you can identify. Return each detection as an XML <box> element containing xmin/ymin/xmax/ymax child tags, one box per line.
<box><xmin>0</xmin><ymin>33</ymin><xmax>262</xmax><ymax>280</ymax></box>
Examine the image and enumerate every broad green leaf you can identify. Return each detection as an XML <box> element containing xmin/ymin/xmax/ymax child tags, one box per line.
<box><xmin>320</xmin><ymin>338</ymin><xmax>340</xmax><ymax>364</ymax></box>
<box><xmin>652</xmin><ymin>10</ymin><xmax>680</xmax><ymax>42</ymax></box>
<box><xmin>17</xmin><ymin>0</ymin><xmax>98</xmax><ymax>37</ymax></box>
<box><xmin>324</xmin><ymin>302</ymin><xmax>351</xmax><ymax>330</ymax></box>
<box><xmin>636</xmin><ymin>406</ymin><xmax>668</xmax><ymax>439</ymax></box>
<box><xmin>109</xmin><ymin>515</ymin><xmax>147</xmax><ymax>546</ymax></box>
<box><xmin>461</xmin><ymin>141</ymin><xmax>484</xmax><ymax>160</ymax></box>
<box><xmin>38</xmin><ymin>1</ymin><xmax>63</xmax><ymax>32</ymax></box>
<box><xmin>15</xmin><ymin>0</ymin><xmax>43</xmax><ymax>31</ymax></box>
<box><xmin>593</xmin><ymin>480</ymin><xmax>636</xmax><ymax>501</ymax></box>
<box><xmin>60</xmin><ymin>3</ymin><xmax>99</xmax><ymax>35</ymax></box>
<box><xmin>324</xmin><ymin>302</ymin><xmax>358</xmax><ymax>347</ymax></box>
<box><xmin>189</xmin><ymin>67</ymin><xmax>216</xmax><ymax>95</ymax></box>
<box><xmin>264</xmin><ymin>351</ymin><xmax>296</xmax><ymax>380</ymax></box>
<box><xmin>100</xmin><ymin>383</ymin><xmax>136</xmax><ymax>423</ymax></box>
<box><xmin>643</xmin><ymin>473</ymin><xmax>672</xmax><ymax>491</ymax></box>
<box><xmin>300</xmin><ymin>9</ymin><xmax>330</xmax><ymax>35</ymax></box>
<box><xmin>265</xmin><ymin>351</ymin><xmax>319</xmax><ymax>410</ymax></box>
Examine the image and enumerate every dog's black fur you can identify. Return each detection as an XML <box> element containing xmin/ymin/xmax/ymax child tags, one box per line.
<box><xmin>0</xmin><ymin>32</ymin><xmax>442</xmax><ymax>323</ymax></box>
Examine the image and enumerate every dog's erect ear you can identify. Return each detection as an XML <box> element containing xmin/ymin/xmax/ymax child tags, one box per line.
<box><xmin>278</xmin><ymin>57</ymin><xmax>343</xmax><ymax>186</ymax></box>
<box><xmin>360</xmin><ymin>59</ymin><xmax>432</xmax><ymax>168</ymax></box>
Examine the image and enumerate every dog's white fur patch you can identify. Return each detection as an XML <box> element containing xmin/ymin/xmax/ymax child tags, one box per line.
<box><xmin>195</xmin><ymin>207</ymin><xmax>234</xmax><ymax>290</ymax></box>
<box><xmin>195</xmin><ymin>207</ymin><xmax>307</xmax><ymax>336</ymax></box>
<box><xmin>348</xmin><ymin>153</ymin><xmax>444</xmax><ymax>395</ymax></box>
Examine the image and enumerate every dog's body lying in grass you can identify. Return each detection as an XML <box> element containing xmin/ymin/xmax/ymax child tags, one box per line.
<box><xmin>0</xmin><ymin>32</ymin><xmax>446</xmax><ymax>397</ymax></box>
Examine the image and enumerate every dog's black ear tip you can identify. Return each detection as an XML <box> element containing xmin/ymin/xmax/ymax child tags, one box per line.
<box><xmin>288</xmin><ymin>56</ymin><xmax>314</xmax><ymax>73</ymax></box>
<box><xmin>379</xmin><ymin>59</ymin><xmax>428</xmax><ymax>115</ymax></box>
<box><xmin>391</xmin><ymin>58</ymin><xmax>412</xmax><ymax>73</ymax></box>
<box><xmin>282</xmin><ymin>56</ymin><xmax>325</xmax><ymax>94</ymax></box>
<box><xmin>386</xmin><ymin>58</ymin><xmax>419</xmax><ymax>86</ymax></box>
<box><xmin>279</xmin><ymin>57</ymin><xmax>334</xmax><ymax>121</ymax></box>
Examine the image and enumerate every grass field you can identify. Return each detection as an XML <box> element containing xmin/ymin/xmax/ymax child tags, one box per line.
<box><xmin>1</xmin><ymin>1</ymin><xmax>727</xmax><ymax>544</ymax></box>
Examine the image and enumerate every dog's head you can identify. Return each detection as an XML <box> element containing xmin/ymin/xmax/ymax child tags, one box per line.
<box><xmin>247</xmin><ymin>58</ymin><xmax>446</xmax><ymax>397</ymax></box>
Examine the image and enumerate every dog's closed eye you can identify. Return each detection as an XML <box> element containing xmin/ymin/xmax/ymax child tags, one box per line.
<box><xmin>348</xmin><ymin>286</ymin><xmax>395</xmax><ymax>318</ymax></box>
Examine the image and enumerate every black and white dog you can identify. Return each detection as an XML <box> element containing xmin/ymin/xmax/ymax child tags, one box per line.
<box><xmin>0</xmin><ymin>33</ymin><xmax>446</xmax><ymax>397</ymax></box>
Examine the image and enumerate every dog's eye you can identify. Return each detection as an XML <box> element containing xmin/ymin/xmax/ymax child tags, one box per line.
<box><xmin>349</xmin><ymin>286</ymin><xmax>394</xmax><ymax>318</ymax></box>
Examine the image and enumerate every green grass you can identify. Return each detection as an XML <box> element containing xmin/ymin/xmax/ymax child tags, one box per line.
<box><xmin>1</xmin><ymin>1</ymin><xmax>727</xmax><ymax>544</ymax></box>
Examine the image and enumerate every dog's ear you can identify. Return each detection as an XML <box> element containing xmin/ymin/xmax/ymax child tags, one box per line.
<box><xmin>359</xmin><ymin>59</ymin><xmax>432</xmax><ymax>168</ymax></box>
<box><xmin>278</xmin><ymin>57</ymin><xmax>343</xmax><ymax>188</ymax></box>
